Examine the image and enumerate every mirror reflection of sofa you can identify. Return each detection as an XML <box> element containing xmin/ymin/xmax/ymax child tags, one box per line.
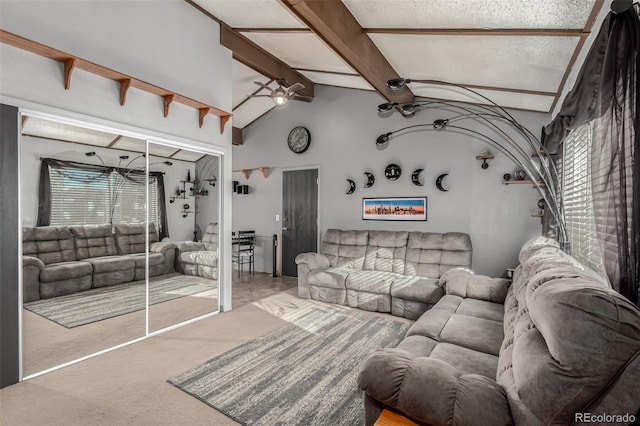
<box><xmin>22</xmin><ymin>223</ymin><xmax>176</xmax><ymax>302</ymax></box>
<box><xmin>175</xmin><ymin>222</ymin><xmax>218</xmax><ymax>280</ymax></box>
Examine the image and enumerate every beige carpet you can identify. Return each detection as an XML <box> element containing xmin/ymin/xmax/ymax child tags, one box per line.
<box><xmin>0</xmin><ymin>276</ymin><xmax>326</xmax><ymax>426</ymax></box>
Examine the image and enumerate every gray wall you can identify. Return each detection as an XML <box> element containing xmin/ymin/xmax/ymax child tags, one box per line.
<box><xmin>233</xmin><ymin>85</ymin><xmax>548</xmax><ymax>277</ymax></box>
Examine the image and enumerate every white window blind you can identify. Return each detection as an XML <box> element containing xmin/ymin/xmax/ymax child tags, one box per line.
<box><xmin>50</xmin><ymin>167</ymin><xmax>158</xmax><ymax>226</ymax></box>
<box><xmin>561</xmin><ymin>122</ymin><xmax>605</xmax><ymax>275</ymax></box>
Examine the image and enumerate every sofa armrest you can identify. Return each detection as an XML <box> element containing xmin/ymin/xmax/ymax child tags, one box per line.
<box><xmin>22</xmin><ymin>255</ymin><xmax>44</xmax><ymax>302</ymax></box>
<box><xmin>175</xmin><ymin>241</ymin><xmax>205</xmax><ymax>253</ymax></box>
<box><xmin>150</xmin><ymin>241</ymin><xmax>177</xmax><ymax>254</ymax></box>
<box><xmin>295</xmin><ymin>253</ymin><xmax>330</xmax><ymax>299</ymax></box>
<box><xmin>295</xmin><ymin>252</ymin><xmax>330</xmax><ymax>270</ymax></box>
<box><xmin>359</xmin><ymin>348</ymin><xmax>513</xmax><ymax>426</ymax></box>
<box><xmin>23</xmin><ymin>255</ymin><xmax>45</xmax><ymax>270</ymax></box>
<box><xmin>439</xmin><ymin>268</ymin><xmax>510</xmax><ymax>303</ymax></box>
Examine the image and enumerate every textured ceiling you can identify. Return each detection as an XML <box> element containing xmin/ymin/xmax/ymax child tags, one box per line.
<box><xmin>207</xmin><ymin>0</ymin><xmax>606</xmax><ymax>131</ymax></box>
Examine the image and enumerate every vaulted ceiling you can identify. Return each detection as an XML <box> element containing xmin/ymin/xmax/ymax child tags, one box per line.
<box><xmin>188</xmin><ymin>0</ymin><xmax>605</xmax><ymax>144</ymax></box>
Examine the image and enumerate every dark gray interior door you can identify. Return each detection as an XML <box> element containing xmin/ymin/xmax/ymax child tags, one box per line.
<box><xmin>282</xmin><ymin>169</ymin><xmax>318</xmax><ymax>277</ymax></box>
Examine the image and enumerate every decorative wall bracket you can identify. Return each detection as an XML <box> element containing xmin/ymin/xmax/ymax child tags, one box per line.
<box><xmin>0</xmin><ymin>30</ymin><xmax>232</xmax><ymax>134</ymax></box>
<box><xmin>233</xmin><ymin>166</ymin><xmax>269</xmax><ymax>179</ymax></box>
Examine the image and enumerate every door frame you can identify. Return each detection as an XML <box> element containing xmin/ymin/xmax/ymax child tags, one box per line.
<box><xmin>280</xmin><ymin>165</ymin><xmax>321</xmax><ymax>274</ymax></box>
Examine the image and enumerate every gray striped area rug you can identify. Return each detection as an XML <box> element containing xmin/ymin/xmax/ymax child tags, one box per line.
<box><xmin>24</xmin><ymin>274</ymin><xmax>217</xmax><ymax>328</ymax></box>
<box><xmin>169</xmin><ymin>310</ymin><xmax>409</xmax><ymax>426</ymax></box>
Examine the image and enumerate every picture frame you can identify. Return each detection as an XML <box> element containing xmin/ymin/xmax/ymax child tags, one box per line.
<box><xmin>362</xmin><ymin>197</ymin><xmax>427</xmax><ymax>221</ymax></box>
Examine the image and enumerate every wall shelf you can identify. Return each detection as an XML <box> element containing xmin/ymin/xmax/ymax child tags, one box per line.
<box><xmin>531</xmin><ymin>213</ymin><xmax>544</xmax><ymax>217</ymax></box>
<box><xmin>233</xmin><ymin>167</ymin><xmax>269</xmax><ymax>180</ymax></box>
<box><xmin>0</xmin><ymin>29</ymin><xmax>232</xmax><ymax>134</ymax></box>
<box><xmin>475</xmin><ymin>154</ymin><xmax>494</xmax><ymax>169</ymax></box>
<box><xmin>502</xmin><ymin>180</ymin><xmax>545</xmax><ymax>187</ymax></box>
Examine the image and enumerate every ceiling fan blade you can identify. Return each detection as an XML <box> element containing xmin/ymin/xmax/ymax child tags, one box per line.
<box><xmin>286</xmin><ymin>82</ymin><xmax>305</xmax><ymax>93</ymax></box>
<box><xmin>253</xmin><ymin>81</ymin><xmax>273</xmax><ymax>92</ymax></box>
<box><xmin>248</xmin><ymin>94</ymin><xmax>272</xmax><ymax>98</ymax></box>
<box><xmin>292</xmin><ymin>94</ymin><xmax>313</xmax><ymax>103</ymax></box>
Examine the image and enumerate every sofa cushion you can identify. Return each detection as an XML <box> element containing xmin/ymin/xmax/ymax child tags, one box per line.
<box><xmin>363</xmin><ymin>231</ymin><xmax>408</xmax><ymax>274</ymax></box>
<box><xmin>321</xmin><ymin>229</ymin><xmax>368</xmax><ymax>269</ymax></box>
<box><xmin>518</xmin><ymin>235</ymin><xmax>560</xmax><ymax>265</ymax></box>
<box><xmin>201</xmin><ymin>222</ymin><xmax>218</xmax><ymax>251</ymax></box>
<box><xmin>439</xmin><ymin>314</ymin><xmax>503</xmax><ymax>356</ymax></box>
<box><xmin>23</xmin><ymin>226</ymin><xmax>77</xmax><ymax>265</ymax></box>
<box><xmin>404</xmin><ymin>232</ymin><xmax>472</xmax><ymax>278</ymax></box>
<box><xmin>127</xmin><ymin>252</ymin><xmax>166</xmax><ymax>268</ymax></box>
<box><xmin>456</xmin><ymin>298</ymin><xmax>504</xmax><ymax>323</ymax></box>
<box><xmin>429</xmin><ymin>342</ymin><xmax>498</xmax><ymax>378</ymax></box>
<box><xmin>390</xmin><ymin>276</ymin><xmax>443</xmax><ymax>304</ymax></box>
<box><xmin>70</xmin><ymin>224</ymin><xmax>118</xmax><ymax>259</ymax></box>
<box><xmin>86</xmin><ymin>256</ymin><xmax>135</xmax><ymax>273</ymax></box>
<box><xmin>113</xmin><ymin>223</ymin><xmax>159</xmax><ymax>255</ymax></box>
<box><xmin>178</xmin><ymin>251</ymin><xmax>217</xmax><ymax>267</ymax></box>
<box><xmin>40</xmin><ymin>261</ymin><xmax>93</xmax><ymax>282</ymax></box>
<box><xmin>406</xmin><ymin>295</ymin><xmax>464</xmax><ymax>340</ymax></box>
<box><xmin>345</xmin><ymin>270</ymin><xmax>400</xmax><ymax>294</ymax></box>
<box><xmin>308</xmin><ymin>267</ymin><xmax>352</xmax><ymax>289</ymax></box>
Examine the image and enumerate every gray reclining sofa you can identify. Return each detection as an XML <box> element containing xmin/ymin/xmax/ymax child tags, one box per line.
<box><xmin>175</xmin><ymin>222</ymin><xmax>219</xmax><ymax>280</ymax></box>
<box><xmin>22</xmin><ymin>223</ymin><xmax>176</xmax><ymax>302</ymax></box>
<box><xmin>358</xmin><ymin>236</ymin><xmax>640</xmax><ymax>425</ymax></box>
<box><xmin>296</xmin><ymin>229</ymin><xmax>473</xmax><ymax>319</ymax></box>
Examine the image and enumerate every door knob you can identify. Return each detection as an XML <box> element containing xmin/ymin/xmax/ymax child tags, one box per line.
<box><xmin>282</xmin><ymin>227</ymin><xmax>288</xmax><ymax>231</ymax></box>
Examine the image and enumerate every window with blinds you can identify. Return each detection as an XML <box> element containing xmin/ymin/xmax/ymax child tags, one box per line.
<box><xmin>561</xmin><ymin>122</ymin><xmax>605</xmax><ymax>275</ymax></box>
<box><xmin>49</xmin><ymin>167</ymin><xmax>158</xmax><ymax>226</ymax></box>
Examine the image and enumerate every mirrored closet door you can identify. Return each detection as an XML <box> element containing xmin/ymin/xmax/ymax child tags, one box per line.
<box><xmin>20</xmin><ymin>116</ymin><xmax>148</xmax><ymax>376</ymax></box>
<box><xmin>147</xmin><ymin>142</ymin><xmax>220</xmax><ymax>333</ymax></box>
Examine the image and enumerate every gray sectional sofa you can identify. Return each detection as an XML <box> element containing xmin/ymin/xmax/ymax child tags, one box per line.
<box><xmin>175</xmin><ymin>222</ymin><xmax>219</xmax><ymax>280</ymax></box>
<box><xmin>22</xmin><ymin>223</ymin><xmax>176</xmax><ymax>302</ymax></box>
<box><xmin>358</xmin><ymin>236</ymin><xmax>640</xmax><ymax>425</ymax></box>
<box><xmin>295</xmin><ymin>229</ymin><xmax>473</xmax><ymax>319</ymax></box>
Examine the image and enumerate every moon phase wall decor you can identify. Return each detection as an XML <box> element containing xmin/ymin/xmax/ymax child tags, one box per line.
<box><xmin>364</xmin><ymin>172</ymin><xmax>375</xmax><ymax>188</ymax></box>
<box><xmin>411</xmin><ymin>168</ymin><xmax>424</xmax><ymax>186</ymax></box>
<box><xmin>346</xmin><ymin>179</ymin><xmax>356</xmax><ymax>194</ymax></box>
<box><xmin>435</xmin><ymin>173</ymin><xmax>449</xmax><ymax>192</ymax></box>
<box><xmin>384</xmin><ymin>163</ymin><xmax>402</xmax><ymax>180</ymax></box>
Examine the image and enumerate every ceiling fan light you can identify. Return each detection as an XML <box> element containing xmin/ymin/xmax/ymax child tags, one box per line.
<box><xmin>273</xmin><ymin>95</ymin><xmax>288</xmax><ymax>106</ymax></box>
<box><xmin>400</xmin><ymin>104</ymin><xmax>416</xmax><ymax>116</ymax></box>
<box><xmin>272</xmin><ymin>87</ymin><xmax>289</xmax><ymax>106</ymax></box>
<box><xmin>386</xmin><ymin>78</ymin><xmax>410</xmax><ymax>91</ymax></box>
<box><xmin>377</xmin><ymin>102</ymin><xmax>397</xmax><ymax>113</ymax></box>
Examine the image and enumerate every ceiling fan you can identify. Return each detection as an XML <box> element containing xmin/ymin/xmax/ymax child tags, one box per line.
<box><xmin>250</xmin><ymin>79</ymin><xmax>313</xmax><ymax>106</ymax></box>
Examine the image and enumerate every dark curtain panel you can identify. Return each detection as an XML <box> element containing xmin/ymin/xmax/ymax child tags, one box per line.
<box><xmin>543</xmin><ymin>14</ymin><xmax>613</xmax><ymax>153</ymax></box>
<box><xmin>591</xmin><ymin>9</ymin><xmax>639</xmax><ymax>304</ymax></box>
<box><xmin>36</xmin><ymin>160</ymin><xmax>52</xmax><ymax>226</ymax></box>
<box><xmin>37</xmin><ymin>158</ymin><xmax>168</xmax><ymax>234</ymax></box>
<box><xmin>151</xmin><ymin>172</ymin><xmax>169</xmax><ymax>240</ymax></box>
<box><xmin>544</xmin><ymin>8</ymin><xmax>640</xmax><ymax>304</ymax></box>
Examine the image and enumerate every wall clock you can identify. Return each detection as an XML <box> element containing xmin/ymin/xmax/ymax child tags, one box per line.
<box><xmin>287</xmin><ymin>126</ymin><xmax>311</xmax><ymax>154</ymax></box>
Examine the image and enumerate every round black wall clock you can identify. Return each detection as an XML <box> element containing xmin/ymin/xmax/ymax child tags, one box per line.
<box><xmin>287</xmin><ymin>126</ymin><xmax>311</xmax><ymax>154</ymax></box>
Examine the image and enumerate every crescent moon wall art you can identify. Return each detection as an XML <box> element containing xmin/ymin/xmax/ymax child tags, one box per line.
<box><xmin>346</xmin><ymin>179</ymin><xmax>356</xmax><ymax>194</ymax></box>
<box><xmin>364</xmin><ymin>172</ymin><xmax>375</xmax><ymax>188</ymax></box>
<box><xmin>435</xmin><ymin>173</ymin><xmax>450</xmax><ymax>192</ymax></box>
<box><xmin>411</xmin><ymin>168</ymin><xmax>424</xmax><ymax>186</ymax></box>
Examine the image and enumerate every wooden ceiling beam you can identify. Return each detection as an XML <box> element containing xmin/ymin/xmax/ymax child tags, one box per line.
<box><xmin>185</xmin><ymin>0</ymin><xmax>314</xmax><ymax>99</ymax></box>
<box><xmin>220</xmin><ymin>25</ymin><xmax>314</xmax><ymax>98</ymax></box>
<box><xmin>280</xmin><ymin>0</ymin><xmax>414</xmax><ymax>105</ymax></box>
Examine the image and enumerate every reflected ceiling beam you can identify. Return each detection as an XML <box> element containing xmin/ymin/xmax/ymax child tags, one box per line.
<box><xmin>280</xmin><ymin>0</ymin><xmax>414</xmax><ymax>105</ymax></box>
<box><xmin>106</xmin><ymin>135</ymin><xmax>122</xmax><ymax>148</ymax></box>
<box><xmin>185</xmin><ymin>0</ymin><xmax>314</xmax><ymax>98</ymax></box>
